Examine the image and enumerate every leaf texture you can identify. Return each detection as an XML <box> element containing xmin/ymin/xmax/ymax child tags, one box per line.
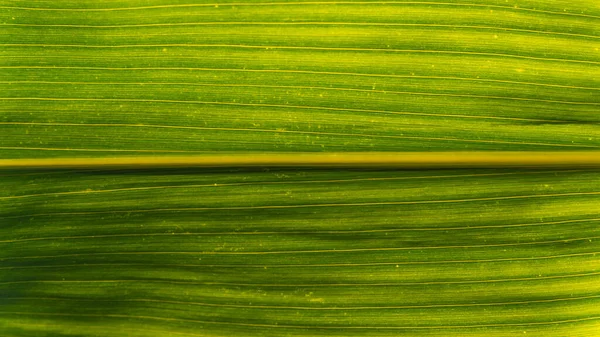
<box><xmin>2</xmin><ymin>168</ymin><xmax>600</xmax><ymax>336</ymax></box>
<box><xmin>1</xmin><ymin>0</ymin><xmax>600</xmax><ymax>336</ymax></box>
<box><xmin>1</xmin><ymin>0</ymin><xmax>600</xmax><ymax>156</ymax></box>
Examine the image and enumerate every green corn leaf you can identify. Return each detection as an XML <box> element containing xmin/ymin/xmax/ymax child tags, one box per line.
<box><xmin>1</xmin><ymin>1</ymin><xmax>599</xmax><ymax>336</ymax></box>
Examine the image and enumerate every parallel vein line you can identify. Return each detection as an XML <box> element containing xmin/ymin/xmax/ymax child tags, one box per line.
<box><xmin>1</xmin><ymin>236</ymin><xmax>598</xmax><ymax>260</ymax></box>
<box><xmin>2</xmin><ymin>82</ymin><xmax>596</xmax><ymax>106</ymax></box>
<box><xmin>1</xmin><ymin>44</ymin><xmax>596</xmax><ymax>64</ymax></box>
<box><xmin>2</xmin><ymin>1</ymin><xmax>599</xmax><ymax>20</ymax></box>
<box><xmin>1</xmin><ymin>251</ymin><xmax>599</xmax><ymax>269</ymax></box>
<box><xmin>0</xmin><ymin>312</ymin><xmax>599</xmax><ymax>329</ymax></box>
<box><xmin>0</xmin><ymin>169</ymin><xmax>589</xmax><ymax>201</ymax></box>
<box><xmin>3</xmin><ymin>22</ymin><xmax>598</xmax><ymax>40</ymax></box>
<box><xmin>1</xmin><ymin>270</ymin><xmax>599</xmax><ymax>287</ymax></box>
<box><xmin>2</xmin><ymin>120</ymin><xmax>598</xmax><ymax>149</ymax></box>
<box><xmin>2</xmin><ymin>191</ymin><xmax>600</xmax><ymax>220</ymax></box>
<box><xmin>6</xmin><ymin>294</ymin><xmax>600</xmax><ymax>310</ymax></box>
<box><xmin>2</xmin><ymin>67</ymin><xmax>596</xmax><ymax>91</ymax></box>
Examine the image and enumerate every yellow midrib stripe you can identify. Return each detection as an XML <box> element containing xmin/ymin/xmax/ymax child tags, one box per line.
<box><xmin>2</xmin><ymin>152</ymin><xmax>600</xmax><ymax>169</ymax></box>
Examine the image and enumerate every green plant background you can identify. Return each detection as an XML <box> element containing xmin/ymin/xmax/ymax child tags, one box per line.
<box><xmin>1</xmin><ymin>1</ymin><xmax>599</xmax><ymax>336</ymax></box>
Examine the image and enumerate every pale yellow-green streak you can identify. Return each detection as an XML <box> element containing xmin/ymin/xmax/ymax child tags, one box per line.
<box><xmin>2</xmin><ymin>152</ymin><xmax>600</xmax><ymax>169</ymax></box>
